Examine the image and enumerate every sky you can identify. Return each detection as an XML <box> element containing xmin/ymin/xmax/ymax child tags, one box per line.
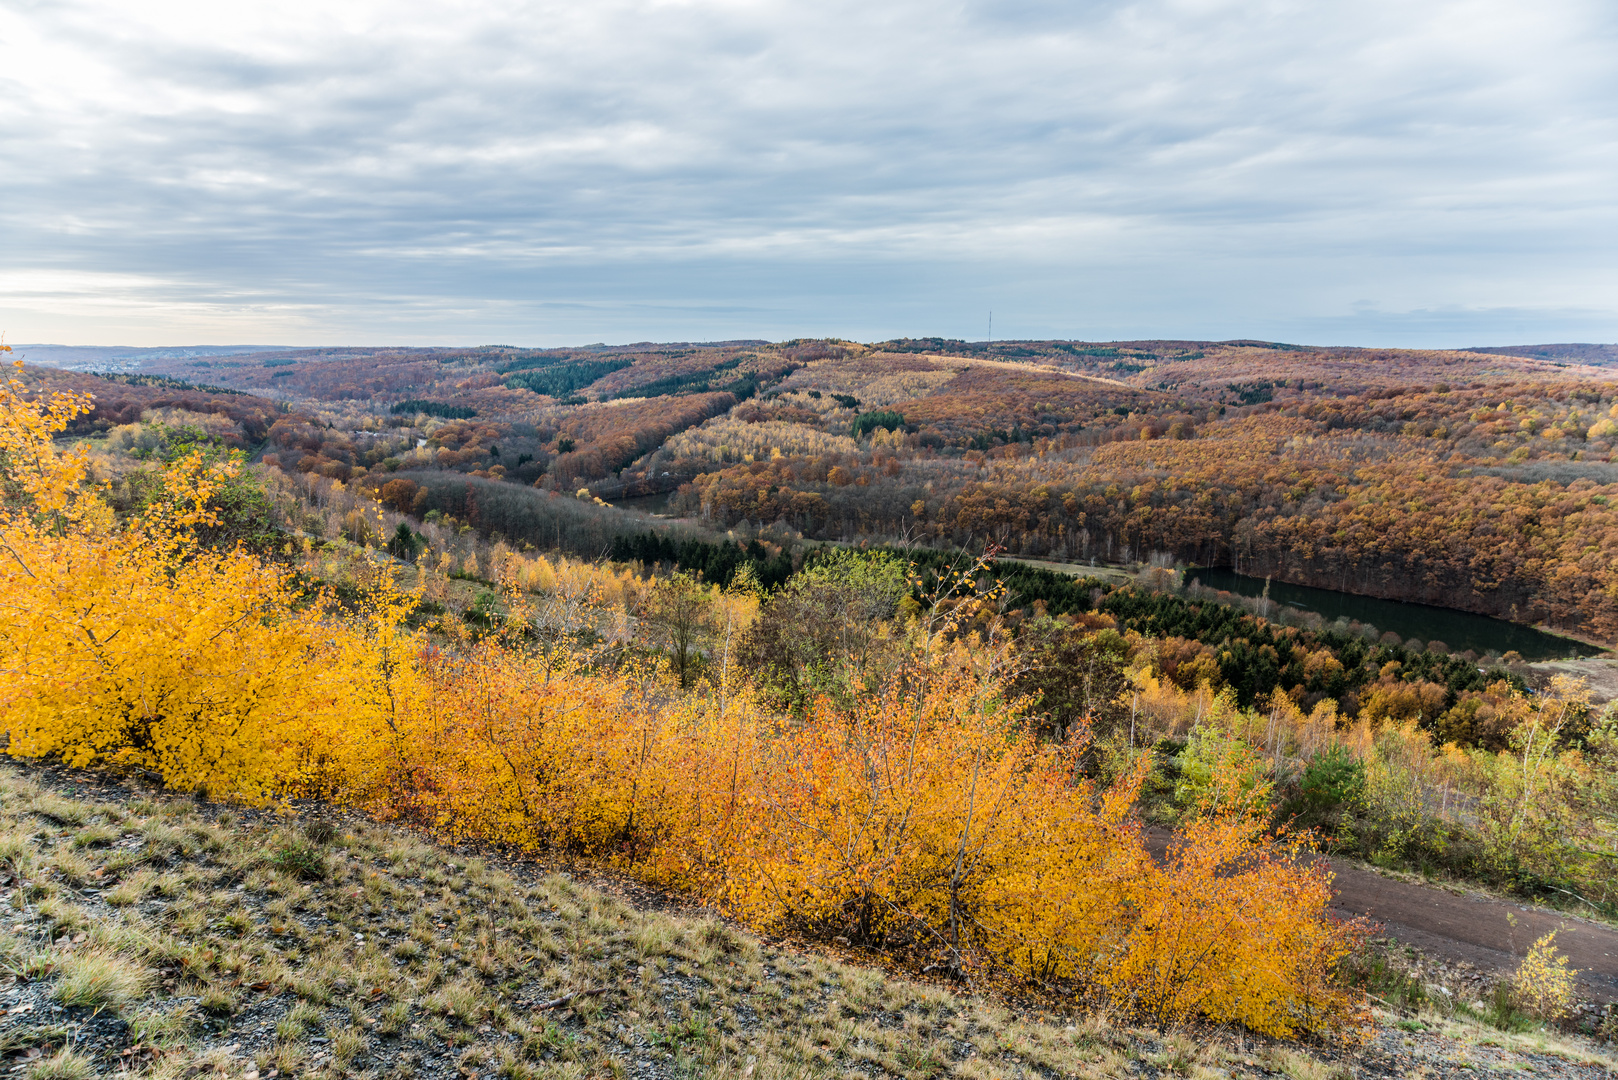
<box><xmin>2</xmin><ymin>0</ymin><xmax>1615</xmax><ymax>349</ymax></box>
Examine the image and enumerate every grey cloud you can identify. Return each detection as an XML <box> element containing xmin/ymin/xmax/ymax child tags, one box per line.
<box><xmin>1</xmin><ymin>0</ymin><xmax>1615</xmax><ymax>345</ymax></box>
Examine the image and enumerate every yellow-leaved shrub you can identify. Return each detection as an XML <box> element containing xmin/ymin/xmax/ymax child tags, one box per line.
<box><xmin>1106</xmin><ymin>812</ymin><xmax>1352</xmax><ymax>1033</ymax></box>
<box><xmin>0</xmin><ymin>359</ymin><xmax>1364</xmax><ymax>1036</ymax></box>
<box><xmin>367</xmin><ymin>637</ymin><xmax>1363</xmax><ymax>1035</ymax></box>
<box><xmin>0</xmin><ymin>361</ymin><xmax>412</xmax><ymax>803</ymax></box>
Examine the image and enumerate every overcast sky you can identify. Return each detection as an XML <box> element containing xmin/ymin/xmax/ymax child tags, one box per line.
<box><xmin>2</xmin><ymin>0</ymin><xmax>1615</xmax><ymax>348</ymax></box>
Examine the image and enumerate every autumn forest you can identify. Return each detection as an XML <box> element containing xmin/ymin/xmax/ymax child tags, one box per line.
<box><xmin>43</xmin><ymin>336</ymin><xmax>1618</xmax><ymax>639</ymax></box>
<box><xmin>5</xmin><ymin>336</ymin><xmax>1617</xmax><ymax>1045</ymax></box>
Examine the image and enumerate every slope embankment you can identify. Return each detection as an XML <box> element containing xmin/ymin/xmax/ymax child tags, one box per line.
<box><xmin>4</xmin><ymin>764</ymin><xmax>1615</xmax><ymax>1078</ymax></box>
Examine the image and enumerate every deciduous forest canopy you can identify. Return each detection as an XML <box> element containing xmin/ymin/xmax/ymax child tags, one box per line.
<box><xmin>30</xmin><ymin>336</ymin><xmax>1618</xmax><ymax>641</ymax></box>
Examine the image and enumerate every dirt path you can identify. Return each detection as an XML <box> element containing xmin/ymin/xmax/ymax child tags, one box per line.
<box><xmin>1327</xmin><ymin>859</ymin><xmax>1618</xmax><ymax>1003</ymax></box>
<box><xmin>1530</xmin><ymin>656</ymin><xmax>1618</xmax><ymax>706</ymax></box>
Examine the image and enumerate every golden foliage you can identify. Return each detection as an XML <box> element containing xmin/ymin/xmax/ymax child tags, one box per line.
<box><xmin>368</xmin><ymin>649</ymin><xmax>1361</xmax><ymax>1035</ymax></box>
<box><xmin>0</xmin><ymin>361</ymin><xmax>415</xmax><ymax>804</ymax></box>
<box><xmin>1106</xmin><ymin>812</ymin><xmax>1353</xmax><ymax>1034</ymax></box>
<box><xmin>0</xmin><ymin>360</ymin><xmax>1364</xmax><ymax>1036</ymax></box>
<box><xmin>778</xmin><ymin>354</ymin><xmax>949</xmax><ymax>401</ymax></box>
<box><xmin>1512</xmin><ymin>932</ymin><xmax>1577</xmax><ymax>1019</ymax></box>
<box><xmin>662</xmin><ymin>417</ymin><xmax>858</xmax><ymax>463</ymax></box>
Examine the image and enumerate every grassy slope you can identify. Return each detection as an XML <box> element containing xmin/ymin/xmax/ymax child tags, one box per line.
<box><xmin>0</xmin><ymin>766</ymin><xmax>1612</xmax><ymax>1080</ymax></box>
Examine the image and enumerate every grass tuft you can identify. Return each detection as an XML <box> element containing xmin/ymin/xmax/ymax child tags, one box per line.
<box><xmin>48</xmin><ymin>849</ymin><xmax>95</xmax><ymax>888</ymax></box>
<box><xmin>50</xmin><ymin>950</ymin><xmax>150</xmax><ymax>1010</ymax></box>
<box><xmin>269</xmin><ymin>838</ymin><xmax>328</xmax><ymax>880</ymax></box>
<box><xmin>303</xmin><ymin>818</ymin><xmax>339</xmax><ymax>845</ymax></box>
<box><xmin>199</xmin><ymin>985</ymin><xmax>237</xmax><ymax>1016</ymax></box>
<box><xmin>71</xmin><ymin>823</ymin><xmax>118</xmax><ymax>849</ymax></box>
<box><xmin>23</xmin><ymin>1048</ymin><xmax>94</xmax><ymax>1080</ymax></box>
<box><xmin>29</xmin><ymin>795</ymin><xmax>89</xmax><ymax>827</ymax></box>
<box><xmin>0</xmin><ymin>830</ymin><xmax>33</xmax><ymax>870</ymax></box>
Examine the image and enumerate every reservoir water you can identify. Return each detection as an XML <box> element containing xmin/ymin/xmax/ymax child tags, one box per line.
<box><xmin>1190</xmin><ymin>568</ymin><xmax>1602</xmax><ymax>661</ymax></box>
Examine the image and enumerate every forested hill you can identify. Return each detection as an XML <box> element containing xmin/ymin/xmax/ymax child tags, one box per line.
<box><xmin>31</xmin><ymin>335</ymin><xmax>1618</xmax><ymax>641</ymax></box>
<box><xmin>1465</xmin><ymin>343</ymin><xmax>1618</xmax><ymax>366</ymax></box>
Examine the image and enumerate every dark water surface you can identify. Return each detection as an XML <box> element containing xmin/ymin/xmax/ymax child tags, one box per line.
<box><xmin>607</xmin><ymin>491</ymin><xmax>675</xmax><ymax>515</ymax></box>
<box><xmin>1190</xmin><ymin>567</ymin><xmax>1602</xmax><ymax>661</ymax></box>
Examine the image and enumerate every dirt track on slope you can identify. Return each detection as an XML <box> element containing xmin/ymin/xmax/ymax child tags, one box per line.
<box><xmin>1327</xmin><ymin>859</ymin><xmax>1618</xmax><ymax>1003</ymax></box>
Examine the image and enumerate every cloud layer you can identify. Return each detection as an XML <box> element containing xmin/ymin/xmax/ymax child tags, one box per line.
<box><xmin>2</xmin><ymin>0</ymin><xmax>1615</xmax><ymax>346</ymax></box>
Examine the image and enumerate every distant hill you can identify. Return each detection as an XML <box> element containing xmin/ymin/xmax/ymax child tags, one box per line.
<box><xmin>1466</xmin><ymin>343</ymin><xmax>1618</xmax><ymax>366</ymax></box>
<box><xmin>24</xmin><ymin>335</ymin><xmax>1618</xmax><ymax>642</ymax></box>
<box><xmin>8</xmin><ymin>344</ymin><xmax>284</xmax><ymax>372</ymax></box>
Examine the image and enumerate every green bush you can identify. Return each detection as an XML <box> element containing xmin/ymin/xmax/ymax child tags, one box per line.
<box><xmin>1278</xmin><ymin>744</ymin><xmax>1365</xmax><ymax>832</ymax></box>
<box><xmin>1173</xmin><ymin>723</ymin><xmax>1271</xmax><ymax>816</ymax></box>
<box><xmin>270</xmin><ymin>840</ymin><xmax>328</xmax><ymax>881</ymax></box>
